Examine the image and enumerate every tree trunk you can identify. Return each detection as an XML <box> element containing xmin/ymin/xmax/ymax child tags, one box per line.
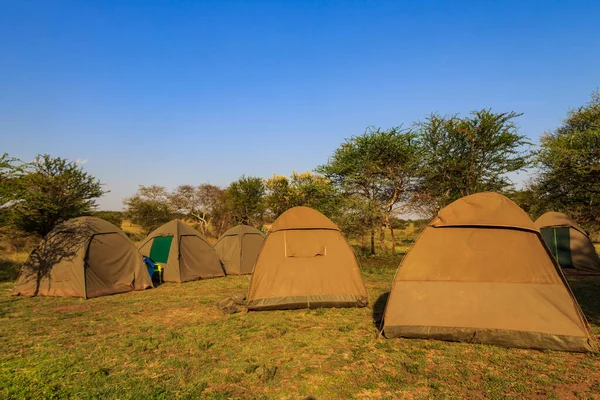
<box><xmin>390</xmin><ymin>224</ymin><xmax>396</xmax><ymax>255</ymax></box>
<box><xmin>379</xmin><ymin>224</ymin><xmax>387</xmax><ymax>254</ymax></box>
<box><xmin>370</xmin><ymin>228</ymin><xmax>375</xmax><ymax>255</ymax></box>
<box><xmin>34</xmin><ymin>272</ymin><xmax>41</xmax><ymax>297</ymax></box>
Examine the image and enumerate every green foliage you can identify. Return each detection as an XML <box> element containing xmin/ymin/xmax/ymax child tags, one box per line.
<box><xmin>332</xmin><ymin>194</ymin><xmax>379</xmax><ymax>239</ymax></box>
<box><xmin>209</xmin><ymin>190</ymin><xmax>234</xmax><ymax>237</ymax></box>
<box><xmin>318</xmin><ymin>126</ymin><xmax>419</xmax><ymax>207</ymax></box>
<box><xmin>0</xmin><ymin>259</ymin><xmax>21</xmax><ymax>282</ymax></box>
<box><xmin>318</xmin><ymin>126</ymin><xmax>420</xmax><ymax>253</ymax></box>
<box><xmin>414</xmin><ymin>109</ymin><xmax>531</xmax><ymax>216</ymax></box>
<box><xmin>226</xmin><ymin>176</ymin><xmax>266</xmax><ymax>227</ymax></box>
<box><xmin>389</xmin><ymin>217</ymin><xmax>410</xmax><ymax>230</ymax></box>
<box><xmin>123</xmin><ymin>184</ymin><xmax>229</xmax><ymax>237</ymax></box>
<box><xmin>9</xmin><ymin>155</ymin><xmax>106</xmax><ymax>237</ymax></box>
<box><xmin>168</xmin><ymin>184</ymin><xmax>226</xmax><ymax>235</ymax></box>
<box><xmin>123</xmin><ymin>185</ymin><xmax>174</xmax><ymax>234</ymax></box>
<box><xmin>265</xmin><ymin>171</ymin><xmax>342</xmax><ymax>220</ymax></box>
<box><xmin>534</xmin><ymin>91</ymin><xmax>600</xmax><ymax>223</ymax></box>
<box><xmin>506</xmin><ymin>188</ymin><xmax>541</xmax><ymax>219</ymax></box>
<box><xmin>89</xmin><ymin>210</ymin><xmax>123</xmax><ymax>228</ymax></box>
<box><xmin>0</xmin><ymin>153</ymin><xmax>24</xmax><ymax>209</ymax></box>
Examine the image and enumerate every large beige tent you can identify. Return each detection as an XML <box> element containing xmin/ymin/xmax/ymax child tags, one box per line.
<box><xmin>247</xmin><ymin>206</ymin><xmax>368</xmax><ymax>310</ymax></box>
<box><xmin>213</xmin><ymin>225</ymin><xmax>265</xmax><ymax>275</ymax></box>
<box><xmin>383</xmin><ymin>192</ymin><xmax>593</xmax><ymax>352</ymax></box>
<box><xmin>13</xmin><ymin>217</ymin><xmax>153</xmax><ymax>299</ymax></box>
<box><xmin>139</xmin><ymin>220</ymin><xmax>224</xmax><ymax>283</ymax></box>
<box><xmin>535</xmin><ymin>212</ymin><xmax>600</xmax><ymax>275</ymax></box>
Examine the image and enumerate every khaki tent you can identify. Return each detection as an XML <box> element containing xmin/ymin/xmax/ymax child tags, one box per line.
<box><xmin>247</xmin><ymin>206</ymin><xmax>368</xmax><ymax>310</ymax></box>
<box><xmin>535</xmin><ymin>212</ymin><xmax>600</xmax><ymax>275</ymax></box>
<box><xmin>383</xmin><ymin>192</ymin><xmax>593</xmax><ymax>352</ymax></box>
<box><xmin>13</xmin><ymin>217</ymin><xmax>152</xmax><ymax>299</ymax></box>
<box><xmin>213</xmin><ymin>225</ymin><xmax>265</xmax><ymax>275</ymax></box>
<box><xmin>139</xmin><ymin>220</ymin><xmax>224</xmax><ymax>283</ymax></box>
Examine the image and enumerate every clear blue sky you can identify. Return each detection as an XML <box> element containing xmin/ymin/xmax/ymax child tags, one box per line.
<box><xmin>1</xmin><ymin>0</ymin><xmax>599</xmax><ymax>210</ymax></box>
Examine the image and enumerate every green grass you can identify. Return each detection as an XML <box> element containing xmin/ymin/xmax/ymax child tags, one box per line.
<box><xmin>1</xmin><ymin>255</ymin><xmax>600</xmax><ymax>399</ymax></box>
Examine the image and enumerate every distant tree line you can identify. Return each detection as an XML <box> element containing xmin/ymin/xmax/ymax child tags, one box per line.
<box><xmin>2</xmin><ymin>91</ymin><xmax>599</xmax><ymax>255</ymax></box>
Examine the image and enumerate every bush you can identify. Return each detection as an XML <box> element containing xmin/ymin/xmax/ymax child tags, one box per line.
<box><xmin>90</xmin><ymin>211</ymin><xmax>123</xmax><ymax>228</ymax></box>
<box><xmin>0</xmin><ymin>259</ymin><xmax>22</xmax><ymax>282</ymax></box>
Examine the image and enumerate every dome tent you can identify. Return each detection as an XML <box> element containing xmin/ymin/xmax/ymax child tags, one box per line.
<box><xmin>247</xmin><ymin>206</ymin><xmax>368</xmax><ymax>311</ymax></box>
<box><xmin>139</xmin><ymin>220</ymin><xmax>224</xmax><ymax>283</ymax></box>
<box><xmin>535</xmin><ymin>212</ymin><xmax>600</xmax><ymax>275</ymax></box>
<box><xmin>382</xmin><ymin>192</ymin><xmax>593</xmax><ymax>352</ymax></box>
<box><xmin>13</xmin><ymin>217</ymin><xmax>153</xmax><ymax>298</ymax></box>
<box><xmin>213</xmin><ymin>225</ymin><xmax>265</xmax><ymax>275</ymax></box>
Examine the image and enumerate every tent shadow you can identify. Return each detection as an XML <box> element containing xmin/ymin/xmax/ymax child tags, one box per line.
<box><xmin>19</xmin><ymin>220</ymin><xmax>95</xmax><ymax>296</ymax></box>
<box><xmin>372</xmin><ymin>291</ymin><xmax>390</xmax><ymax>330</ymax></box>
<box><xmin>568</xmin><ymin>277</ymin><xmax>600</xmax><ymax>326</ymax></box>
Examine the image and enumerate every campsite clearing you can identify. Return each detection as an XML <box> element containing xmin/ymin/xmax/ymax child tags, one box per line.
<box><xmin>1</xmin><ymin>255</ymin><xmax>600</xmax><ymax>399</ymax></box>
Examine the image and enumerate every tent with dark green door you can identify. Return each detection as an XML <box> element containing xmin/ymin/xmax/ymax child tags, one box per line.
<box><xmin>535</xmin><ymin>212</ymin><xmax>600</xmax><ymax>275</ymax></box>
<box><xmin>139</xmin><ymin>220</ymin><xmax>224</xmax><ymax>283</ymax></box>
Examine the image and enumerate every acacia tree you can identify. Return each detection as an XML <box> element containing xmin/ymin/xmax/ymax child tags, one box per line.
<box><xmin>414</xmin><ymin>109</ymin><xmax>531</xmax><ymax>215</ymax></box>
<box><xmin>0</xmin><ymin>153</ymin><xmax>23</xmax><ymax>208</ymax></box>
<box><xmin>10</xmin><ymin>155</ymin><xmax>106</xmax><ymax>237</ymax></box>
<box><xmin>226</xmin><ymin>176</ymin><xmax>265</xmax><ymax>227</ymax></box>
<box><xmin>210</xmin><ymin>189</ymin><xmax>233</xmax><ymax>237</ymax></box>
<box><xmin>168</xmin><ymin>184</ymin><xmax>226</xmax><ymax>235</ymax></box>
<box><xmin>123</xmin><ymin>185</ymin><xmax>173</xmax><ymax>234</ymax></box>
<box><xmin>534</xmin><ymin>92</ymin><xmax>600</xmax><ymax>223</ymax></box>
<box><xmin>197</xmin><ymin>184</ymin><xmax>227</xmax><ymax>235</ymax></box>
<box><xmin>318</xmin><ymin>127</ymin><xmax>420</xmax><ymax>254</ymax></box>
<box><xmin>0</xmin><ymin>153</ymin><xmax>24</xmax><ymax>226</ymax></box>
<box><xmin>265</xmin><ymin>171</ymin><xmax>341</xmax><ymax>220</ymax></box>
<box><xmin>332</xmin><ymin>194</ymin><xmax>380</xmax><ymax>247</ymax></box>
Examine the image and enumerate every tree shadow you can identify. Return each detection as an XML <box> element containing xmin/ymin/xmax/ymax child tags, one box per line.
<box><xmin>372</xmin><ymin>291</ymin><xmax>390</xmax><ymax>331</ymax></box>
<box><xmin>17</xmin><ymin>219</ymin><xmax>95</xmax><ymax>296</ymax></box>
<box><xmin>568</xmin><ymin>277</ymin><xmax>600</xmax><ymax>326</ymax></box>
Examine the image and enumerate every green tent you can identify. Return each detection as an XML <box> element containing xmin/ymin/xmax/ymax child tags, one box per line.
<box><xmin>535</xmin><ymin>212</ymin><xmax>600</xmax><ymax>275</ymax></box>
<box><xmin>139</xmin><ymin>220</ymin><xmax>224</xmax><ymax>283</ymax></box>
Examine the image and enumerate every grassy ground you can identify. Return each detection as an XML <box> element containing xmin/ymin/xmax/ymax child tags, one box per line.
<box><xmin>1</xmin><ymin>254</ymin><xmax>600</xmax><ymax>399</ymax></box>
<box><xmin>1</xmin><ymin>224</ymin><xmax>600</xmax><ymax>398</ymax></box>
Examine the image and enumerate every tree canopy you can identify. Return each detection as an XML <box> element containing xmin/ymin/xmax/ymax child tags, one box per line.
<box><xmin>265</xmin><ymin>171</ymin><xmax>341</xmax><ymax>220</ymax></box>
<box><xmin>533</xmin><ymin>92</ymin><xmax>600</xmax><ymax>223</ymax></box>
<box><xmin>0</xmin><ymin>153</ymin><xmax>24</xmax><ymax>226</ymax></box>
<box><xmin>123</xmin><ymin>185</ymin><xmax>174</xmax><ymax>234</ymax></box>
<box><xmin>414</xmin><ymin>109</ymin><xmax>531</xmax><ymax>215</ymax></box>
<box><xmin>0</xmin><ymin>153</ymin><xmax>23</xmax><ymax>209</ymax></box>
<box><xmin>9</xmin><ymin>155</ymin><xmax>106</xmax><ymax>237</ymax></box>
<box><xmin>318</xmin><ymin>126</ymin><xmax>420</xmax><ymax>254</ymax></box>
<box><xmin>168</xmin><ymin>184</ymin><xmax>225</xmax><ymax>234</ymax></box>
<box><xmin>226</xmin><ymin>176</ymin><xmax>266</xmax><ymax>227</ymax></box>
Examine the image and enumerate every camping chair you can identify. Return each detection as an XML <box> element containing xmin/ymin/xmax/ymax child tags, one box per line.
<box><xmin>154</xmin><ymin>263</ymin><xmax>163</xmax><ymax>284</ymax></box>
<box><xmin>143</xmin><ymin>256</ymin><xmax>163</xmax><ymax>284</ymax></box>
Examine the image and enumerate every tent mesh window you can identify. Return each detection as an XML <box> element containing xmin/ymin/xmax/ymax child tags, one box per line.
<box><xmin>149</xmin><ymin>236</ymin><xmax>173</xmax><ymax>263</ymax></box>
<box><xmin>541</xmin><ymin>227</ymin><xmax>574</xmax><ymax>269</ymax></box>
